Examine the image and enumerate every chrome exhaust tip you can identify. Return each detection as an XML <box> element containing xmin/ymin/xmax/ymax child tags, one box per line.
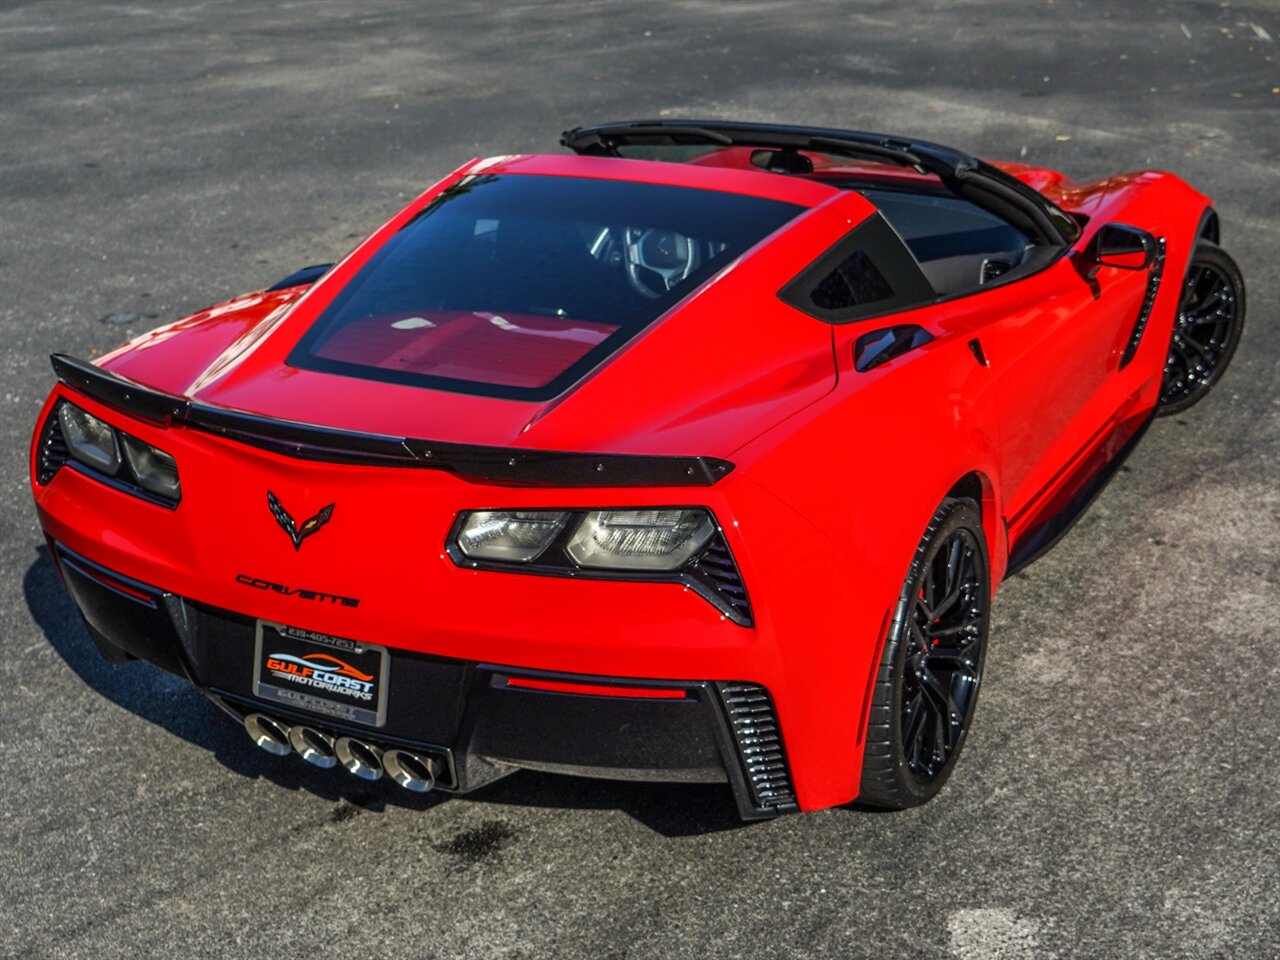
<box><xmin>289</xmin><ymin>726</ymin><xmax>338</xmax><ymax>769</ymax></box>
<box><xmin>334</xmin><ymin>737</ymin><xmax>383</xmax><ymax>781</ymax></box>
<box><xmin>244</xmin><ymin>713</ymin><xmax>291</xmax><ymax>756</ymax></box>
<box><xmin>383</xmin><ymin>749</ymin><xmax>438</xmax><ymax>793</ymax></box>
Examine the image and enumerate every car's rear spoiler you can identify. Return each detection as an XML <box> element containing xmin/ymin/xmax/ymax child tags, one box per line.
<box><xmin>50</xmin><ymin>354</ymin><xmax>733</xmax><ymax>487</ymax></box>
<box><xmin>562</xmin><ymin>118</ymin><xmax>1080</xmax><ymax>247</ymax></box>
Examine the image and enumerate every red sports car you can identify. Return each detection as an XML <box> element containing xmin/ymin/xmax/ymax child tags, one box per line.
<box><xmin>30</xmin><ymin>120</ymin><xmax>1245</xmax><ymax>818</ymax></box>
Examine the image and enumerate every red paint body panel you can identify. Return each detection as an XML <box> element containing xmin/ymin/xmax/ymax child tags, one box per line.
<box><xmin>30</xmin><ymin>147</ymin><xmax>1215</xmax><ymax>814</ymax></box>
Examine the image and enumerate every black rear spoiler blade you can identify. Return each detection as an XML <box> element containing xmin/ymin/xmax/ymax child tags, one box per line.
<box><xmin>563</xmin><ymin>119</ymin><xmax>1078</xmax><ymax>246</ymax></box>
<box><xmin>50</xmin><ymin>354</ymin><xmax>733</xmax><ymax>487</ymax></box>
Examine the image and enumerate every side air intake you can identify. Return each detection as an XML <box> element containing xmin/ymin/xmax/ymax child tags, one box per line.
<box><xmin>1119</xmin><ymin>237</ymin><xmax>1166</xmax><ymax>368</ymax></box>
<box><xmin>715</xmin><ymin>681</ymin><xmax>798</xmax><ymax>814</ymax></box>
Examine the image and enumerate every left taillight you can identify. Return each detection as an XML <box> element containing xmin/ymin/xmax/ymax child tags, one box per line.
<box><xmin>57</xmin><ymin>403</ymin><xmax>121</xmax><ymax>474</ymax></box>
<box><xmin>38</xmin><ymin>400</ymin><xmax>181</xmax><ymax>507</ymax></box>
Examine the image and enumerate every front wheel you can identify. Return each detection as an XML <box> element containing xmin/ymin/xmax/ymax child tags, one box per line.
<box><xmin>1157</xmin><ymin>242</ymin><xmax>1245</xmax><ymax>416</ymax></box>
<box><xmin>858</xmin><ymin>498</ymin><xmax>990</xmax><ymax>809</ymax></box>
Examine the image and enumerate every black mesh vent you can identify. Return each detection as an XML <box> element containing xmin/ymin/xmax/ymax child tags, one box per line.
<box><xmin>687</xmin><ymin>532</ymin><xmax>752</xmax><ymax>626</ymax></box>
<box><xmin>980</xmin><ymin>258</ymin><xmax>1012</xmax><ymax>284</ymax></box>
<box><xmin>810</xmin><ymin>249</ymin><xmax>894</xmax><ymax>310</ymax></box>
<box><xmin>715</xmin><ymin>681</ymin><xmax>797</xmax><ymax>813</ymax></box>
<box><xmin>1119</xmin><ymin>236</ymin><xmax>1166</xmax><ymax>369</ymax></box>
<box><xmin>36</xmin><ymin>403</ymin><xmax>70</xmax><ymax>485</ymax></box>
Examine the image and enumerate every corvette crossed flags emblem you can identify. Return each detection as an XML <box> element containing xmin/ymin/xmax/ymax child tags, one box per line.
<box><xmin>267</xmin><ymin>490</ymin><xmax>335</xmax><ymax>551</ymax></box>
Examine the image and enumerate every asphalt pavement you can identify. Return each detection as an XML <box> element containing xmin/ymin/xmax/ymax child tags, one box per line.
<box><xmin>1</xmin><ymin>2</ymin><xmax>1277</xmax><ymax>958</ymax></box>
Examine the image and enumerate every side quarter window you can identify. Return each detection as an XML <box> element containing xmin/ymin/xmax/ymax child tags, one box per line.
<box><xmin>779</xmin><ymin>212</ymin><xmax>936</xmax><ymax>324</ymax></box>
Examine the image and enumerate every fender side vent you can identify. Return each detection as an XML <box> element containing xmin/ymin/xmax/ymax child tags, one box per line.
<box><xmin>1119</xmin><ymin>236</ymin><xmax>1166</xmax><ymax>369</ymax></box>
<box><xmin>715</xmin><ymin>681</ymin><xmax>798</xmax><ymax>813</ymax></box>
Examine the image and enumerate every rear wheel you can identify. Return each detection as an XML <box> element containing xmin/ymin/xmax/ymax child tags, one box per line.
<box><xmin>1157</xmin><ymin>242</ymin><xmax>1245</xmax><ymax>416</ymax></box>
<box><xmin>858</xmin><ymin>498</ymin><xmax>990</xmax><ymax>809</ymax></box>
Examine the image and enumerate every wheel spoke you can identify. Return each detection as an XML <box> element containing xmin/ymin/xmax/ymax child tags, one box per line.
<box><xmin>1171</xmin><ymin>339</ymin><xmax>1201</xmax><ymax>371</ymax></box>
<box><xmin>1190</xmin><ymin>283</ymin><xmax>1228</xmax><ymax>317</ymax></box>
<box><xmin>929</xmin><ymin>615</ymin><xmax>982</xmax><ymax>640</ymax></box>
<box><xmin>907</xmin><ymin>618</ymin><xmax>930</xmax><ymax>651</ymax></box>
<box><xmin>896</xmin><ymin>527</ymin><xmax>988</xmax><ymax>781</ymax></box>
<box><xmin>1179</xmin><ymin>335</ymin><xmax>1213</xmax><ymax>365</ymax></box>
<box><xmin>907</xmin><ymin>696</ymin><xmax>930</xmax><ymax>770</ymax></box>
<box><xmin>931</xmin><ymin>548</ymin><xmax>970</xmax><ymax>620</ymax></box>
<box><xmin>932</xmin><ymin>702</ymin><xmax>951</xmax><ymax>758</ymax></box>
<box><xmin>919</xmin><ymin>666</ymin><xmax>960</xmax><ymax>718</ymax></box>
<box><xmin>1161</xmin><ymin>257</ymin><xmax>1240</xmax><ymax>409</ymax></box>
<box><xmin>917</xmin><ymin>564</ymin><xmax>936</xmax><ymax>619</ymax></box>
<box><xmin>915</xmin><ymin>593</ymin><xmax>933</xmax><ymax>621</ymax></box>
<box><xmin>930</xmin><ymin>659</ymin><xmax>978</xmax><ymax>692</ymax></box>
<box><xmin>902</xmin><ymin>691</ymin><xmax>926</xmax><ymax>754</ymax></box>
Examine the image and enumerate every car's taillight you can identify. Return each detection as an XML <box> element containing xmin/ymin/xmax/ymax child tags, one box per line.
<box><xmin>58</xmin><ymin>403</ymin><xmax>121</xmax><ymax>474</ymax></box>
<box><xmin>455</xmin><ymin>510</ymin><xmax>570</xmax><ymax>563</ymax></box>
<box><xmin>39</xmin><ymin>400</ymin><xmax>181</xmax><ymax>507</ymax></box>
<box><xmin>448</xmin><ymin>507</ymin><xmax>751</xmax><ymax>625</ymax></box>
<box><xmin>565</xmin><ymin>509</ymin><xmax>714</xmax><ymax>571</ymax></box>
<box><xmin>120</xmin><ymin>434</ymin><xmax>181</xmax><ymax>502</ymax></box>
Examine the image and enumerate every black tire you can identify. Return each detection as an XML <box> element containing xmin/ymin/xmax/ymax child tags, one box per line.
<box><xmin>1157</xmin><ymin>242</ymin><xmax>1245</xmax><ymax>416</ymax></box>
<box><xmin>858</xmin><ymin>498</ymin><xmax>990</xmax><ymax>809</ymax></box>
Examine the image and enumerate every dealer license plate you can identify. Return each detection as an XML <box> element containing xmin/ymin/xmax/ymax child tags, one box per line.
<box><xmin>252</xmin><ymin>621</ymin><xmax>389</xmax><ymax>727</ymax></box>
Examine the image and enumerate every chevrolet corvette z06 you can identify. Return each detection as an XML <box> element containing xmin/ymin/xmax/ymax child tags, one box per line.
<box><xmin>31</xmin><ymin>120</ymin><xmax>1244</xmax><ymax>818</ymax></box>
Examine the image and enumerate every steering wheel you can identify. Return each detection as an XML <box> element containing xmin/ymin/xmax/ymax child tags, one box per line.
<box><xmin>623</xmin><ymin>227</ymin><xmax>702</xmax><ymax>299</ymax></box>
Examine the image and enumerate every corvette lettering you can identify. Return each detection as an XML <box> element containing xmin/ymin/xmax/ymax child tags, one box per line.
<box><xmin>235</xmin><ymin>573</ymin><xmax>360</xmax><ymax>607</ymax></box>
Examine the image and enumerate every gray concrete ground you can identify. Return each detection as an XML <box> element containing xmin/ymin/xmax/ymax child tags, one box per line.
<box><xmin>1</xmin><ymin>1</ymin><xmax>1277</xmax><ymax>958</ymax></box>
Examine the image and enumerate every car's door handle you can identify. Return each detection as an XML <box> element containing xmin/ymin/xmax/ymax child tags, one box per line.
<box><xmin>968</xmin><ymin>338</ymin><xmax>990</xmax><ymax>367</ymax></box>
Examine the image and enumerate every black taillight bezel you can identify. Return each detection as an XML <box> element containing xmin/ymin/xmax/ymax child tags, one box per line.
<box><xmin>445</xmin><ymin>508</ymin><xmax>753</xmax><ymax>627</ymax></box>
<box><xmin>37</xmin><ymin>399</ymin><xmax>181</xmax><ymax>509</ymax></box>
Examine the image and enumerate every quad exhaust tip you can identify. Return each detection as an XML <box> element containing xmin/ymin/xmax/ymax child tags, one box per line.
<box><xmin>334</xmin><ymin>736</ymin><xmax>384</xmax><ymax>781</ymax></box>
<box><xmin>383</xmin><ymin>749</ymin><xmax>438</xmax><ymax>793</ymax></box>
<box><xmin>289</xmin><ymin>726</ymin><xmax>337</xmax><ymax>769</ymax></box>
<box><xmin>242</xmin><ymin>713</ymin><xmax>440</xmax><ymax>793</ymax></box>
<box><xmin>244</xmin><ymin>713</ymin><xmax>291</xmax><ymax>756</ymax></box>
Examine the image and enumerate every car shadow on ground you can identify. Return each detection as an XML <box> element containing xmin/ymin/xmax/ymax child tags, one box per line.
<box><xmin>23</xmin><ymin>544</ymin><xmax>746</xmax><ymax>837</ymax></box>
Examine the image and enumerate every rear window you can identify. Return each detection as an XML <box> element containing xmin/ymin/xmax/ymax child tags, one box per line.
<box><xmin>289</xmin><ymin>174</ymin><xmax>802</xmax><ymax>400</ymax></box>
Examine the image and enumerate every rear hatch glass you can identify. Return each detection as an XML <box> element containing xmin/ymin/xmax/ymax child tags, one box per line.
<box><xmin>289</xmin><ymin>174</ymin><xmax>803</xmax><ymax>400</ymax></box>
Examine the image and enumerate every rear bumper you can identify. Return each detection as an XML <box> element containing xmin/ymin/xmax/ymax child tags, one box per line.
<box><xmin>33</xmin><ymin>380</ymin><xmax>900</xmax><ymax>815</ymax></box>
<box><xmin>51</xmin><ymin>541</ymin><xmax>798</xmax><ymax>819</ymax></box>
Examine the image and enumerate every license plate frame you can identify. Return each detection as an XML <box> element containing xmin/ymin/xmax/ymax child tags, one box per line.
<box><xmin>252</xmin><ymin>621</ymin><xmax>389</xmax><ymax>727</ymax></box>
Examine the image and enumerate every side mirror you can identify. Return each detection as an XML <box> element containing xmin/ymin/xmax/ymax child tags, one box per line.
<box><xmin>1090</xmin><ymin>223</ymin><xmax>1156</xmax><ymax>277</ymax></box>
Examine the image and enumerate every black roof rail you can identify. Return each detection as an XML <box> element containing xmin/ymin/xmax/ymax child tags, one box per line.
<box><xmin>561</xmin><ymin>119</ymin><xmax>1078</xmax><ymax>247</ymax></box>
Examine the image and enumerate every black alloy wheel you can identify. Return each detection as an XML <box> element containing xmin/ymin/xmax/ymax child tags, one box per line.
<box><xmin>859</xmin><ymin>498</ymin><xmax>990</xmax><ymax>809</ymax></box>
<box><xmin>1158</xmin><ymin>242</ymin><xmax>1245</xmax><ymax>416</ymax></box>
